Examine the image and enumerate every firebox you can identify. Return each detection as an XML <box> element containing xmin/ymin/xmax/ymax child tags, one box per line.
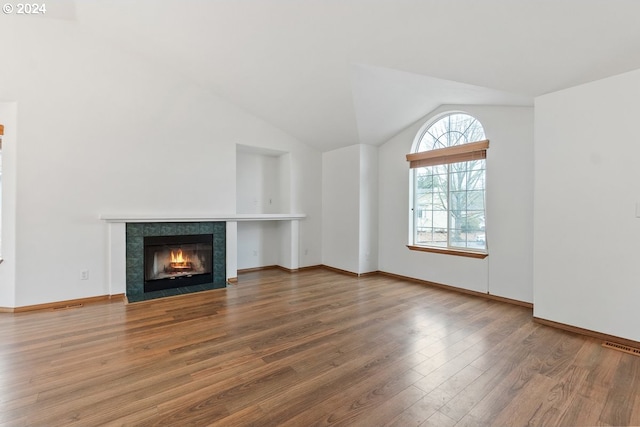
<box><xmin>143</xmin><ymin>234</ymin><xmax>214</xmax><ymax>292</ymax></box>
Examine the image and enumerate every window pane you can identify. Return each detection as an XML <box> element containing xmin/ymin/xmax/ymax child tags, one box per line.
<box><xmin>416</xmin><ymin>227</ymin><xmax>432</xmax><ymax>245</ymax></box>
<box><xmin>433</xmin><ymin>164</ymin><xmax>448</xmax><ymax>175</ymax></box>
<box><xmin>416</xmin><ymin>172</ymin><xmax>433</xmax><ymax>192</ymax></box>
<box><xmin>417</xmin><ymin>114</ymin><xmax>486</xmax><ymax>151</ymax></box>
<box><xmin>468</xmin><ymin>234</ymin><xmax>486</xmax><ymax>250</ymax></box>
<box><xmin>465</xmin><ymin>211</ymin><xmax>485</xmax><ymax>233</ymax></box>
<box><xmin>449</xmin><ymin>172</ymin><xmax>467</xmax><ymax>192</ymax></box>
<box><xmin>468</xmin><ymin>159</ymin><xmax>485</xmax><ymax>171</ymax></box>
<box><xmin>457</xmin><ymin>213</ymin><xmax>470</xmax><ymax>232</ymax></box>
<box><xmin>433</xmin><ymin>211</ymin><xmax>447</xmax><ymax>229</ymax></box>
<box><xmin>450</xmin><ymin>191</ymin><xmax>466</xmax><ymax>212</ymax></box>
<box><xmin>467</xmin><ymin>191</ymin><xmax>485</xmax><ymax>210</ymax></box>
<box><xmin>415</xmin><ymin>207</ymin><xmax>432</xmax><ymax>229</ymax></box>
<box><xmin>416</xmin><ymin>193</ymin><xmax>432</xmax><ymax>211</ymax></box>
<box><xmin>432</xmin><ymin>228</ymin><xmax>447</xmax><ymax>247</ymax></box>
<box><xmin>450</xmin><ymin>228</ymin><xmax>467</xmax><ymax>248</ymax></box>
<box><xmin>468</xmin><ymin>171</ymin><xmax>485</xmax><ymax>190</ymax></box>
<box><xmin>432</xmin><ymin>191</ymin><xmax>447</xmax><ymax>211</ymax></box>
<box><xmin>451</xmin><ymin>161</ymin><xmax>470</xmax><ymax>172</ymax></box>
<box><xmin>449</xmin><ymin>210</ymin><xmax>464</xmax><ymax>231</ymax></box>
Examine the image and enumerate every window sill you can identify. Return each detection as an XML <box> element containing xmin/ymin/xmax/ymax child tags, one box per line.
<box><xmin>407</xmin><ymin>245</ymin><xmax>488</xmax><ymax>259</ymax></box>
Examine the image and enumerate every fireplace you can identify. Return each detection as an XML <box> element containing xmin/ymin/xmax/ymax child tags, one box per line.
<box><xmin>125</xmin><ymin>221</ymin><xmax>226</xmax><ymax>302</ymax></box>
<box><xmin>143</xmin><ymin>234</ymin><xmax>213</xmax><ymax>292</ymax></box>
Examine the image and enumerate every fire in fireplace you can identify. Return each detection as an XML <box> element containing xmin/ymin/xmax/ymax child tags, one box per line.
<box><xmin>143</xmin><ymin>234</ymin><xmax>214</xmax><ymax>292</ymax></box>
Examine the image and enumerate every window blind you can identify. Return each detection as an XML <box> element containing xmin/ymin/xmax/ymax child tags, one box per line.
<box><xmin>406</xmin><ymin>139</ymin><xmax>489</xmax><ymax>168</ymax></box>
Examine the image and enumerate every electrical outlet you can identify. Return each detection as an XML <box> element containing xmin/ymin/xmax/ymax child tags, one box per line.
<box><xmin>80</xmin><ymin>270</ymin><xmax>89</xmax><ymax>280</ymax></box>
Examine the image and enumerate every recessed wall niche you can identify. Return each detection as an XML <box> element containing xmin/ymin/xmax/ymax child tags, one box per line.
<box><xmin>236</xmin><ymin>144</ymin><xmax>291</xmax><ymax>270</ymax></box>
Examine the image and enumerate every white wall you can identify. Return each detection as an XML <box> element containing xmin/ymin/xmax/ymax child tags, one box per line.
<box><xmin>0</xmin><ymin>103</ymin><xmax>17</xmax><ymax>307</ymax></box>
<box><xmin>534</xmin><ymin>69</ymin><xmax>640</xmax><ymax>342</ymax></box>
<box><xmin>285</xmin><ymin>148</ymin><xmax>323</xmax><ymax>268</ymax></box>
<box><xmin>322</xmin><ymin>144</ymin><xmax>379</xmax><ymax>275</ymax></box>
<box><xmin>0</xmin><ymin>18</ymin><xmax>322</xmax><ymax>306</ymax></box>
<box><xmin>378</xmin><ymin>105</ymin><xmax>534</xmax><ymax>301</ymax></box>
<box><xmin>322</xmin><ymin>145</ymin><xmax>361</xmax><ymax>273</ymax></box>
<box><xmin>483</xmin><ymin>107</ymin><xmax>534</xmax><ymax>302</ymax></box>
<box><xmin>359</xmin><ymin>145</ymin><xmax>379</xmax><ymax>273</ymax></box>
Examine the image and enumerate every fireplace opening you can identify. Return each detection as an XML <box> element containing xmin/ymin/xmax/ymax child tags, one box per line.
<box><xmin>143</xmin><ymin>234</ymin><xmax>214</xmax><ymax>292</ymax></box>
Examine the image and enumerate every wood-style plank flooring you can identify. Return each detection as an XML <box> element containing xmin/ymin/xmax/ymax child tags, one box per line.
<box><xmin>1</xmin><ymin>268</ymin><xmax>639</xmax><ymax>426</ymax></box>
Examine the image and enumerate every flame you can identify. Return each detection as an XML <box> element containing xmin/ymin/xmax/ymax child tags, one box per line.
<box><xmin>171</xmin><ymin>249</ymin><xmax>188</xmax><ymax>264</ymax></box>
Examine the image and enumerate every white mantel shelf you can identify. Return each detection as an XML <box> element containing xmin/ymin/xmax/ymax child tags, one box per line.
<box><xmin>99</xmin><ymin>213</ymin><xmax>306</xmax><ymax>223</ymax></box>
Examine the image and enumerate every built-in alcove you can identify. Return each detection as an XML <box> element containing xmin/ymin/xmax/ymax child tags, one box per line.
<box><xmin>236</xmin><ymin>144</ymin><xmax>291</xmax><ymax>270</ymax></box>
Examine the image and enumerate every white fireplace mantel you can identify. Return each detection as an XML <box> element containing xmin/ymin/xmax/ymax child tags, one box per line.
<box><xmin>102</xmin><ymin>213</ymin><xmax>305</xmax><ymax>297</ymax></box>
<box><xmin>99</xmin><ymin>213</ymin><xmax>306</xmax><ymax>223</ymax></box>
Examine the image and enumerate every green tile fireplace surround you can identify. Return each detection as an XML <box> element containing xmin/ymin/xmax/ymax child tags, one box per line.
<box><xmin>125</xmin><ymin>222</ymin><xmax>226</xmax><ymax>303</ymax></box>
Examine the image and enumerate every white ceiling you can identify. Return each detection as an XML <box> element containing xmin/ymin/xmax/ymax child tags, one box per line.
<box><xmin>54</xmin><ymin>0</ymin><xmax>640</xmax><ymax>151</ymax></box>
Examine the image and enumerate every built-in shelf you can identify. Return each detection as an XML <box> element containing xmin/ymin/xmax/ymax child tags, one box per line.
<box><xmin>99</xmin><ymin>213</ymin><xmax>306</xmax><ymax>223</ymax></box>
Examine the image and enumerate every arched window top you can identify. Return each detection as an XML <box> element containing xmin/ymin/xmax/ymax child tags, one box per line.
<box><xmin>415</xmin><ymin>112</ymin><xmax>486</xmax><ymax>153</ymax></box>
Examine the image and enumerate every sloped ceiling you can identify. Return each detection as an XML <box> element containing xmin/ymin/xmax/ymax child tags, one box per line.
<box><xmin>351</xmin><ymin>64</ymin><xmax>533</xmax><ymax>146</ymax></box>
<box><xmin>43</xmin><ymin>0</ymin><xmax>640</xmax><ymax>151</ymax></box>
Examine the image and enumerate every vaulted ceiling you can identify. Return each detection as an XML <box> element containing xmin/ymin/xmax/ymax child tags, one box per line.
<box><xmin>43</xmin><ymin>0</ymin><xmax>640</xmax><ymax>151</ymax></box>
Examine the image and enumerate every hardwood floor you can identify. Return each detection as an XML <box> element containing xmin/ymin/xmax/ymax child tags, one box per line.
<box><xmin>1</xmin><ymin>268</ymin><xmax>639</xmax><ymax>426</ymax></box>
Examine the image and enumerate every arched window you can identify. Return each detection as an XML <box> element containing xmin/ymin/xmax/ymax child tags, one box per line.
<box><xmin>406</xmin><ymin>112</ymin><xmax>488</xmax><ymax>257</ymax></box>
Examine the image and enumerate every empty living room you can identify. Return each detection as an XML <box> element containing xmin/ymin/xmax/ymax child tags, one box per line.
<box><xmin>1</xmin><ymin>1</ymin><xmax>640</xmax><ymax>425</ymax></box>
